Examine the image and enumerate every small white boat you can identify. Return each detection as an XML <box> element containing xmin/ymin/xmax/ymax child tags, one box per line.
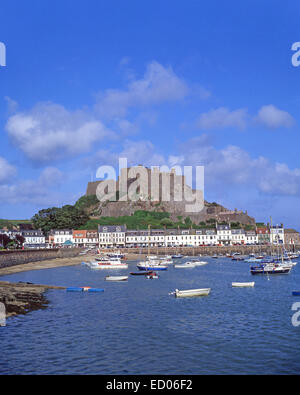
<box><xmin>105</xmin><ymin>275</ymin><xmax>128</xmax><ymax>281</ymax></box>
<box><xmin>174</xmin><ymin>288</ymin><xmax>211</xmax><ymax>298</ymax></box>
<box><xmin>174</xmin><ymin>261</ymin><xmax>196</xmax><ymax>268</ymax></box>
<box><xmin>87</xmin><ymin>260</ymin><xmax>128</xmax><ymax>269</ymax></box>
<box><xmin>147</xmin><ymin>255</ymin><xmax>158</xmax><ymax>260</ymax></box>
<box><xmin>192</xmin><ymin>261</ymin><xmax>208</xmax><ymax>266</ymax></box>
<box><xmin>232</xmin><ymin>282</ymin><xmax>255</xmax><ymax>287</ymax></box>
<box><xmin>159</xmin><ymin>256</ymin><xmax>173</xmax><ymax>264</ymax></box>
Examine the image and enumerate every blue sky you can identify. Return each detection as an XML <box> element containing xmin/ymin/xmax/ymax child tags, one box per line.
<box><xmin>1</xmin><ymin>0</ymin><xmax>300</xmax><ymax>228</ymax></box>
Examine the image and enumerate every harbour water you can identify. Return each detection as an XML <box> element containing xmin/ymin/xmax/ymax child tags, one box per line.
<box><xmin>1</xmin><ymin>257</ymin><xmax>300</xmax><ymax>375</ymax></box>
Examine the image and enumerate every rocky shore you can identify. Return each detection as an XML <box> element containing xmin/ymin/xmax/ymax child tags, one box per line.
<box><xmin>0</xmin><ymin>281</ymin><xmax>65</xmax><ymax>318</ymax></box>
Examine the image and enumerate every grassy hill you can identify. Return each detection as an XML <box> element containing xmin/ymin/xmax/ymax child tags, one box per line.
<box><xmin>0</xmin><ymin>219</ymin><xmax>31</xmax><ymax>229</ymax></box>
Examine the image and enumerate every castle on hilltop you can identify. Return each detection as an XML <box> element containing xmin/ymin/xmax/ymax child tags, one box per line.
<box><xmin>86</xmin><ymin>165</ymin><xmax>255</xmax><ymax>225</ymax></box>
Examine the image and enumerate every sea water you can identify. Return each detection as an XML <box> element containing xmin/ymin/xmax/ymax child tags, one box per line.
<box><xmin>0</xmin><ymin>257</ymin><xmax>299</xmax><ymax>374</ymax></box>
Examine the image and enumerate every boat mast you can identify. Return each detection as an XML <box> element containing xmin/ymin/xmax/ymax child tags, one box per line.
<box><xmin>270</xmin><ymin>216</ymin><xmax>273</xmax><ymax>257</ymax></box>
<box><xmin>148</xmin><ymin>224</ymin><xmax>151</xmax><ymax>257</ymax></box>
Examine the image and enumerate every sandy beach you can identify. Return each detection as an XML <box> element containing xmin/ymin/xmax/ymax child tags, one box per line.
<box><xmin>0</xmin><ymin>252</ymin><xmax>145</xmax><ymax>277</ymax></box>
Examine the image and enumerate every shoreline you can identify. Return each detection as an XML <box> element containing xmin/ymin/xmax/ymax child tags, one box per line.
<box><xmin>0</xmin><ymin>253</ymin><xmax>145</xmax><ymax>277</ymax></box>
<box><xmin>0</xmin><ymin>280</ymin><xmax>66</xmax><ymax>318</ymax></box>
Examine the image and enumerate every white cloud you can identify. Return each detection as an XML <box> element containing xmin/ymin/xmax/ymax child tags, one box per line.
<box><xmin>195</xmin><ymin>107</ymin><xmax>248</xmax><ymax>130</ymax></box>
<box><xmin>255</xmin><ymin>105</ymin><xmax>295</xmax><ymax>129</ymax></box>
<box><xmin>0</xmin><ymin>157</ymin><xmax>16</xmax><ymax>184</ymax></box>
<box><xmin>0</xmin><ymin>167</ymin><xmax>66</xmax><ymax>206</ymax></box>
<box><xmin>95</xmin><ymin>61</ymin><xmax>189</xmax><ymax>119</ymax></box>
<box><xmin>178</xmin><ymin>136</ymin><xmax>300</xmax><ymax>197</ymax></box>
<box><xmin>5</xmin><ymin>102</ymin><xmax>115</xmax><ymax>163</ymax></box>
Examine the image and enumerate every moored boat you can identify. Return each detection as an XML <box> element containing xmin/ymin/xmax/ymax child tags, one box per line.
<box><xmin>173</xmin><ymin>288</ymin><xmax>211</xmax><ymax>298</ymax></box>
<box><xmin>174</xmin><ymin>261</ymin><xmax>196</xmax><ymax>268</ymax></box>
<box><xmin>146</xmin><ymin>272</ymin><xmax>159</xmax><ymax>279</ymax></box>
<box><xmin>137</xmin><ymin>262</ymin><xmax>168</xmax><ymax>271</ymax></box>
<box><xmin>66</xmin><ymin>287</ymin><xmax>104</xmax><ymax>292</ymax></box>
<box><xmin>105</xmin><ymin>275</ymin><xmax>128</xmax><ymax>281</ymax></box>
<box><xmin>87</xmin><ymin>260</ymin><xmax>128</xmax><ymax>269</ymax></box>
<box><xmin>232</xmin><ymin>282</ymin><xmax>255</xmax><ymax>287</ymax></box>
<box><xmin>172</xmin><ymin>254</ymin><xmax>183</xmax><ymax>259</ymax></box>
<box><xmin>191</xmin><ymin>260</ymin><xmax>208</xmax><ymax>266</ymax></box>
<box><xmin>130</xmin><ymin>271</ymin><xmax>154</xmax><ymax>276</ymax></box>
<box><xmin>250</xmin><ymin>264</ymin><xmax>291</xmax><ymax>275</ymax></box>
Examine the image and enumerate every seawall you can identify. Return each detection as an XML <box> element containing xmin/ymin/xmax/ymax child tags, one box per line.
<box><xmin>117</xmin><ymin>244</ymin><xmax>299</xmax><ymax>256</ymax></box>
<box><xmin>0</xmin><ymin>249</ymin><xmax>80</xmax><ymax>269</ymax></box>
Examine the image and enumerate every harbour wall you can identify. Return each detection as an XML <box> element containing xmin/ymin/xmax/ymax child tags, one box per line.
<box><xmin>0</xmin><ymin>249</ymin><xmax>80</xmax><ymax>269</ymax></box>
<box><xmin>118</xmin><ymin>244</ymin><xmax>299</xmax><ymax>256</ymax></box>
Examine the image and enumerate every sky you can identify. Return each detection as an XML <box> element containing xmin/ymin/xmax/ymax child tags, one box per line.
<box><xmin>1</xmin><ymin>0</ymin><xmax>300</xmax><ymax>228</ymax></box>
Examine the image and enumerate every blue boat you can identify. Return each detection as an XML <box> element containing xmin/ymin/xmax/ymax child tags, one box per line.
<box><xmin>66</xmin><ymin>287</ymin><xmax>104</xmax><ymax>292</ymax></box>
<box><xmin>292</xmin><ymin>291</ymin><xmax>300</xmax><ymax>296</ymax></box>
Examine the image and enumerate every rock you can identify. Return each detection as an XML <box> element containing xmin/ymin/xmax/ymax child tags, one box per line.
<box><xmin>0</xmin><ymin>281</ymin><xmax>65</xmax><ymax>318</ymax></box>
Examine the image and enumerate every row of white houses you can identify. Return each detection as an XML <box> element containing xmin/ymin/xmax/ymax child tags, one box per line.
<box><xmin>0</xmin><ymin>224</ymin><xmax>287</xmax><ymax>249</ymax></box>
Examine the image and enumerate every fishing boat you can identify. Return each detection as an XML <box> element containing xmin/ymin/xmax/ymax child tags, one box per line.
<box><xmin>250</xmin><ymin>263</ymin><xmax>291</xmax><ymax>275</ymax></box>
<box><xmin>174</xmin><ymin>261</ymin><xmax>196</xmax><ymax>268</ymax></box>
<box><xmin>232</xmin><ymin>282</ymin><xmax>255</xmax><ymax>287</ymax></box>
<box><xmin>137</xmin><ymin>262</ymin><xmax>168</xmax><ymax>271</ymax></box>
<box><xmin>173</xmin><ymin>288</ymin><xmax>211</xmax><ymax>298</ymax></box>
<box><xmin>87</xmin><ymin>259</ymin><xmax>128</xmax><ymax>269</ymax></box>
<box><xmin>105</xmin><ymin>275</ymin><xmax>128</xmax><ymax>281</ymax></box>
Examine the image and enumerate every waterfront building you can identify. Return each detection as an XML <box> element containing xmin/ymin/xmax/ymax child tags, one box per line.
<box><xmin>256</xmin><ymin>227</ymin><xmax>270</xmax><ymax>245</ymax></box>
<box><xmin>217</xmin><ymin>224</ymin><xmax>231</xmax><ymax>245</ymax></box>
<box><xmin>98</xmin><ymin>225</ymin><xmax>126</xmax><ymax>248</ymax></box>
<box><xmin>22</xmin><ymin>230</ymin><xmax>46</xmax><ymax>249</ymax></box>
<box><xmin>126</xmin><ymin>229</ymin><xmax>165</xmax><ymax>248</ymax></box>
<box><xmin>270</xmin><ymin>224</ymin><xmax>285</xmax><ymax>245</ymax></box>
<box><xmin>164</xmin><ymin>228</ymin><xmax>218</xmax><ymax>247</ymax></box>
<box><xmin>73</xmin><ymin>230</ymin><xmax>98</xmax><ymax>248</ymax></box>
<box><xmin>284</xmin><ymin>229</ymin><xmax>300</xmax><ymax>245</ymax></box>
<box><xmin>244</xmin><ymin>230</ymin><xmax>258</xmax><ymax>245</ymax></box>
<box><xmin>52</xmin><ymin>229</ymin><xmax>74</xmax><ymax>247</ymax></box>
<box><xmin>231</xmin><ymin>229</ymin><xmax>246</xmax><ymax>245</ymax></box>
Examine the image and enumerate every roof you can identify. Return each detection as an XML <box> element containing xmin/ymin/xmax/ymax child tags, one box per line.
<box><xmin>284</xmin><ymin>228</ymin><xmax>299</xmax><ymax>234</ymax></box>
<box><xmin>98</xmin><ymin>225</ymin><xmax>127</xmax><ymax>233</ymax></box>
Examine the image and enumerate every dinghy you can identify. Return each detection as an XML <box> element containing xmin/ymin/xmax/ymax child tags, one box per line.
<box><xmin>130</xmin><ymin>271</ymin><xmax>154</xmax><ymax>276</ymax></box>
<box><xmin>105</xmin><ymin>276</ymin><xmax>128</xmax><ymax>281</ymax></box>
<box><xmin>146</xmin><ymin>272</ymin><xmax>159</xmax><ymax>279</ymax></box>
<box><xmin>173</xmin><ymin>288</ymin><xmax>211</xmax><ymax>298</ymax></box>
<box><xmin>232</xmin><ymin>282</ymin><xmax>255</xmax><ymax>287</ymax></box>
